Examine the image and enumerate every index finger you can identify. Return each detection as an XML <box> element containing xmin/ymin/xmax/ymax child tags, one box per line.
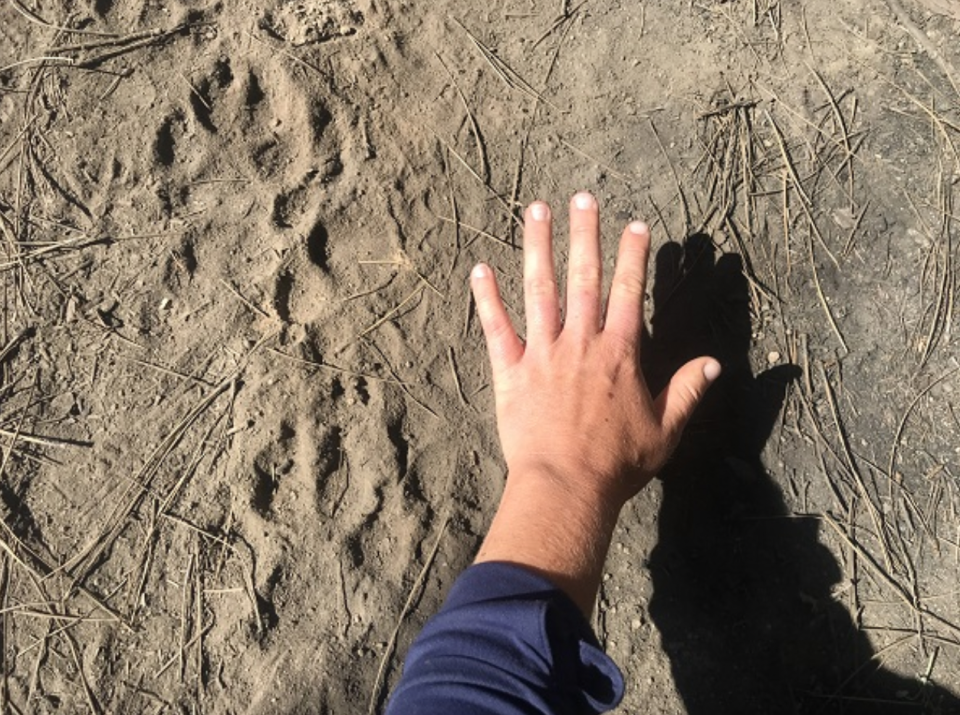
<box><xmin>603</xmin><ymin>221</ymin><xmax>650</xmax><ymax>348</ymax></box>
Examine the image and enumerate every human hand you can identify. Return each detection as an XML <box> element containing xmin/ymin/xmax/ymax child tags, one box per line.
<box><xmin>471</xmin><ymin>192</ymin><xmax>721</xmax><ymax>508</ymax></box>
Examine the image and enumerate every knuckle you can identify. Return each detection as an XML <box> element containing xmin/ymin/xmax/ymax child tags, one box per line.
<box><xmin>569</xmin><ymin>263</ymin><xmax>602</xmax><ymax>287</ymax></box>
<box><xmin>612</xmin><ymin>272</ymin><xmax>645</xmax><ymax>297</ymax></box>
<box><xmin>476</xmin><ymin>300</ymin><xmax>509</xmax><ymax>334</ymax></box>
<box><xmin>485</xmin><ymin>315</ymin><xmax>513</xmax><ymax>340</ymax></box>
<box><xmin>570</xmin><ymin>222</ymin><xmax>596</xmax><ymax>237</ymax></box>
<box><xmin>677</xmin><ymin>382</ymin><xmax>702</xmax><ymax>414</ymax></box>
<box><xmin>475</xmin><ymin>291</ymin><xmax>501</xmax><ymax>315</ymax></box>
<box><xmin>604</xmin><ymin>331</ymin><xmax>636</xmax><ymax>357</ymax></box>
<box><xmin>524</xmin><ymin>276</ymin><xmax>557</xmax><ymax>298</ymax></box>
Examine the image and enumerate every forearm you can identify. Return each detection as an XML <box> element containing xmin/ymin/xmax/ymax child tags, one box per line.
<box><xmin>474</xmin><ymin>469</ymin><xmax>623</xmax><ymax>617</ymax></box>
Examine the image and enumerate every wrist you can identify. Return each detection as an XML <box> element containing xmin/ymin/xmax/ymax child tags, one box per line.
<box><xmin>505</xmin><ymin>461</ymin><xmax>629</xmax><ymax>516</ymax></box>
<box><xmin>474</xmin><ymin>466</ymin><xmax>623</xmax><ymax>616</ymax></box>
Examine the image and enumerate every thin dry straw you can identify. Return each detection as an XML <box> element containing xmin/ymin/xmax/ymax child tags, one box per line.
<box><xmin>367</xmin><ymin>515</ymin><xmax>450</xmax><ymax>715</ymax></box>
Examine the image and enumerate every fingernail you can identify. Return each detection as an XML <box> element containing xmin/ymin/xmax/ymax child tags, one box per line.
<box><xmin>629</xmin><ymin>221</ymin><xmax>648</xmax><ymax>235</ymax></box>
<box><xmin>472</xmin><ymin>263</ymin><xmax>490</xmax><ymax>279</ymax></box>
<box><xmin>530</xmin><ymin>202</ymin><xmax>550</xmax><ymax>221</ymax></box>
<box><xmin>573</xmin><ymin>192</ymin><xmax>596</xmax><ymax>210</ymax></box>
<box><xmin>703</xmin><ymin>359</ymin><xmax>722</xmax><ymax>382</ymax></box>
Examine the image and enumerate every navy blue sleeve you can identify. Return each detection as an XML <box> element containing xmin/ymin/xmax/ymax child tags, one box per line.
<box><xmin>385</xmin><ymin>562</ymin><xmax>624</xmax><ymax>715</ymax></box>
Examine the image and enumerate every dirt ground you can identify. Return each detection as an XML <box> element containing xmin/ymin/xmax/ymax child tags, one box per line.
<box><xmin>2</xmin><ymin>0</ymin><xmax>960</xmax><ymax>713</ymax></box>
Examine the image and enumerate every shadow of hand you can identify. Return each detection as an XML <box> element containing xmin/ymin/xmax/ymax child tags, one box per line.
<box><xmin>642</xmin><ymin>235</ymin><xmax>960</xmax><ymax>714</ymax></box>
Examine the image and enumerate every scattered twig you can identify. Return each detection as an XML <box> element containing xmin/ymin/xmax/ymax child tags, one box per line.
<box><xmin>818</xmin><ymin>362</ymin><xmax>892</xmax><ymax>569</ymax></box>
<box><xmin>447</xmin><ymin>347</ymin><xmax>472</xmax><ymax>410</ymax></box>
<box><xmin>243</xmin><ymin>29</ymin><xmax>328</xmax><ymax>78</ymax></box>
<box><xmin>0</xmin><ymin>428</ymin><xmax>91</xmax><ymax>450</ymax></box>
<box><xmin>60</xmin><ymin>374</ymin><xmax>238</xmax><ymax>584</ymax></box>
<box><xmin>697</xmin><ymin>100</ymin><xmax>760</xmax><ymax>120</ymax></box>
<box><xmin>434</xmin><ymin>52</ymin><xmax>489</xmax><ymax>184</ymax></box>
<box><xmin>179</xmin><ymin>553</ymin><xmax>195</xmax><ymax>681</ymax></box>
<box><xmin>433</xmin><ymin>132</ymin><xmax>522</xmax><ymax>229</ymax></box>
<box><xmin>0</xmin><ymin>555</ymin><xmax>8</xmax><ymax>712</ymax></box>
<box><xmin>437</xmin><ymin>216</ymin><xmax>514</xmax><ymax>249</ymax></box>
<box><xmin>8</xmin><ymin>0</ymin><xmax>118</xmax><ymax>36</ymax></box>
<box><xmin>218</xmin><ymin>278</ymin><xmax>270</xmax><ymax>319</ymax></box>
<box><xmin>807</xmin><ymin>64</ymin><xmax>857</xmax><ymax>208</ymax></box>
<box><xmin>154</xmin><ymin>626</ymin><xmax>214</xmax><ymax>679</ymax></box>
<box><xmin>452</xmin><ymin>19</ymin><xmax>560</xmax><ymax>110</ymax></box>
<box><xmin>884</xmin><ymin>0</ymin><xmax>960</xmax><ymax>99</ymax></box>
<box><xmin>806</xmin><ymin>228</ymin><xmax>848</xmax><ymax>354</ymax></box>
<box><xmin>0</xmin><ymin>329</ymin><xmax>31</xmax><ymax>365</ymax></box>
<box><xmin>367</xmin><ymin>515</ymin><xmax>449</xmax><ymax>715</ymax></box>
<box><xmin>558</xmin><ymin>137</ymin><xmax>634</xmax><ymax>182</ymax></box>
<box><xmin>362</xmin><ymin>340</ymin><xmax>440</xmax><ymax>419</ymax></box>
<box><xmin>533</xmin><ymin>0</ymin><xmax>587</xmax><ymax>48</ymax></box>
<box><xmin>268</xmin><ymin>348</ymin><xmax>404</xmax><ymax>386</ymax></box>
<box><xmin>357</xmin><ymin>281</ymin><xmax>426</xmax><ymax>340</ymax></box>
<box><xmin>887</xmin><ymin>366</ymin><xmax>960</xmax><ymax>488</ymax></box>
<box><xmin>649</xmin><ymin>118</ymin><xmax>691</xmax><ymax>237</ymax></box>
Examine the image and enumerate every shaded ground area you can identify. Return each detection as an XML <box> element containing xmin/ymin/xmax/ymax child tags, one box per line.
<box><xmin>646</xmin><ymin>236</ymin><xmax>958</xmax><ymax>713</ymax></box>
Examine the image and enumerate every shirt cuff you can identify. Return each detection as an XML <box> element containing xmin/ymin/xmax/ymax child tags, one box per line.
<box><xmin>445</xmin><ymin>563</ymin><xmax>624</xmax><ymax>713</ymax></box>
<box><xmin>388</xmin><ymin>561</ymin><xmax>624</xmax><ymax>715</ymax></box>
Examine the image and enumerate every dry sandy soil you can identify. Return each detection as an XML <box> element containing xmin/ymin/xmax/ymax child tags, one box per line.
<box><xmin>2</xmin><ymin>0</ymin><xmax>960</xmax><ymax>713</ymax></box>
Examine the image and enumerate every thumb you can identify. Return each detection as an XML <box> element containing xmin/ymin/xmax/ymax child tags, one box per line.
<box><xmin>654</xmin><ymin>357</ymin><xmax>721</xmax><ymax>441</ymax></box>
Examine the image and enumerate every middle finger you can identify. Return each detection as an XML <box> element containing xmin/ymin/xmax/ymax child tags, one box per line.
<box><xmin>523</xmin><ymin>201</ymin><xmax>562</xmax><ymax>344</ymax></box>
<box><xmin>565</xmin><ymin>192</ymin><xmax>603</xmax><ymax>336</ymax></box>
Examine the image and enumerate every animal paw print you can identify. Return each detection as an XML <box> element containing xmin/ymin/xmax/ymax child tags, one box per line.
<box><xmin>154</xmin><ymin>55</ymin><xmax>342</xmax><ymax>190</ymax></box>
<box><xmin>262</xmin><ymin>0</ymin><xmax>365</xmax><ymax>46</ymax></box>
<box><xmin>229</xmin><ymin>62</ymin><xmax>340</xmax><ymax>187</ymax></box>
<box><xmin>249</xmin><ymin>420</ymin><xmax>298</xmax><ymax>517</ymax></box>
<box><xmin>149</xmin><ymin>58</ymin><xmax>235</xmax><ymax>168</ymax></box>
<box><xmin>187</xmin><ymin>57</ymin><xmax>235</xmax><ymax>134</ymax></box>
<box><xmin>152</xmin><ymin>51</ymin><xmax>345</xmax><ymax>325</ymax></box>
<box><xmin>244</xmin><ymin>415</ymin><xmax>346</xmax><ymax>526</ymax></box>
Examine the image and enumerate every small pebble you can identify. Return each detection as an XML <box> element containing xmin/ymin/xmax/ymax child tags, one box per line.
<box><xmin>767</xmin><ymin>351</ymin><xmax>781</xmax><ymax>364</ymax></box>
